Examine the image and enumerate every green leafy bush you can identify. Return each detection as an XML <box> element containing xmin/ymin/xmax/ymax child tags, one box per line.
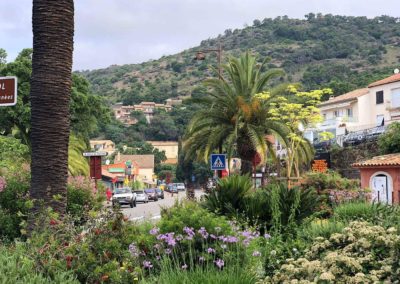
<box><xmin>333</xmin><ymin>201</ymin><xmax>376</xmax><ymax>221</ymax></box>
<box><xmin>202</xmin><ymin>175</ymin><xmax>253</xmax><ymax>217</ymax></box>
<box><xmin>0</xmin><ymin>178</ymin><xmax>31</xmax><ymax>240</ymax></box>
<box><xmin>241</xmin><ymin>183</ymin><xmax>320</xmax><ymax>234</ymax></box>
<box><xmin>0</xmin><ymin>243</ymin><xmax>77</xmax><ymax>284</ymax></box>
<box><xmin>159</xmin><ymin>201</ymin><xmax>233</xmax><ymax>236</ymax></box>
<box><xmin>299</xmin><ymin>219</ymin><xmax>345</xmax><ymax>240</ymax></box>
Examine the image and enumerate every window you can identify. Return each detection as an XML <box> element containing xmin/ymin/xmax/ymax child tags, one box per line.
<box><xmin>391</xmin><ymin>88</ymin><xmax>400</xmax><ymax>108</ymax></box>
<box><xmin>376</xmin><ymin>115</ymin><xmax>384</xmax><ymax>126</ymax></box>
<box><xmin>376</xmin><ymin>91</ymin><xmax>384</xmax><ymax>104</ymax></box>
<box><xmin>347</xmin><ymin>108</ymin><xmax>353</xmax><ymax>117</ymax></box>
<box><xmin>334</xmin><ymin>110</ymin><xmax>343</xmax><ymax>117</ymax></box>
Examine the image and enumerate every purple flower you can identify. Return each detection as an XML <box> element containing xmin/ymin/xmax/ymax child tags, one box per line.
<box><xmin>156</xmin><ymin>255</ymin><xmax>161</xmax><ymax>260</ymax></box>
<box><xmin>252</xmin><ymin>251</ymin><xmax>261</xmax><ymax>257</ymax></box>
<box><xmin>183</xmin><ymin>227</ymin><xmax>195</xmax><ymax>240</ymax></box>
<box><xmin>165</xmin><ymin>248</ymin><xmax>172</xmax><ymax>255</ymax></box>
<box><xmin>143</xmin><ymin>260</ymin><xmax>153</xmax><ymax>269</ymax></box>
<box><xmin>207</xmin><ymin>247</ymin><xmax>215</xmax><ymax>254</ymax></box>
<box><xmin>181</xmin><ymin>264</ymin><xmax>188</xmax><ymax>270</ymax></box>
<box><xmin>176</xmin><ymin>234</ymin><xmax>183</xmax><ymax>241</ymax></box>
<box><xmin>153</xmin><ymin>244</ymin><xmax>161</xmax><ymax>250</ymax></box>
<box><xmin>223</xmin><ymin>236</ymin><xmax>238</xmax><ymax>243</ymax></box>
<box><xmin>242</xmin><ymin>239</ymin><xmax>250</xmax><ymax>247</ymax></box>
<box><xmin>198</xmin><ymin>227</ymin><xmax>209</xmax><ymax>239</ymax></box>
<box><xmin>167</xmin><ymin>238</ymin><xmax>176</xmax><ymax>247</ymax></box>
<box><xmin>241</xmin><ymin>231</ymin><xmax>252</xmax><ymax>238</ymax></box>
<box><xmin>149</xmin><ymin>227</ymin><xmax>160</xmax><ymax>235</ymax></box>
<box><xmin>214</xmin><ymin>258</ymin><xmax>224</xmax><ymax>269</ymax></box>
<box><xmin>128</xmin><ymin>243</ymin><xmax>139</xmax><ymax>257</ymax></box>
<box><xmin>210</xmin><ymin>234</ymin><xmax>217</xmax><ymax>240</ymax></box>
<box><xmin>264</xmin><ymin>233</ymin><xmax>271</xmax><ymax>239</ymax></box>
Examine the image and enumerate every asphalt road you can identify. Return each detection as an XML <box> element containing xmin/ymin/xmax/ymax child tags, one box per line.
<box><xmin>120</xmin><ymin>190</ymin><xmax>204</xmax><ymax>221</ymax></box>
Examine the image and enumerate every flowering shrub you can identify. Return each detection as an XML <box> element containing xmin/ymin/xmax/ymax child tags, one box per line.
<box><xmin>264</xmin><ymin>221</ymin><xmax>400</xmax><ymax>283</ymax></box>
<box><xmin>67</xmin><ymin>175</ymin><xmax>104</xmax><ymax>219</ymax></box>
<box><xmin>129</xmin><ymin>222</ymin><xmax>270</xmax><ymax>279</ymax></box>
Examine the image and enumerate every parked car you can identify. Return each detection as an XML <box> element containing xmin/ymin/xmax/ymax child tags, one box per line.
<box><xmin>134</xmin><ymin>190</ymin><xmax>149</xmax><ymax>203</ymax></box>
<box><xmin>145</xmin><ymin>188</ymin><xmax>158</xmax><ymax>201</ymax></box>
<box><xmin>175</xmin><ymin>183</ymin><xmax>186</xmax><ymax>191</ymax></box>
<box><xmin>155</xmin><ymin>188</ymin><xmax>164</xmax><ymax>199</ymax></box>
<box><xmin>112</xmin><ymin>187</ymin><xmax>136</xmax><ymax>208</ymax></box>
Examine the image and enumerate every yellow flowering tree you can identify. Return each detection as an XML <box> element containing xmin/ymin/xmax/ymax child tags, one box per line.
<box><xmin>268</xmin><ymin>86</ymin><xmax>332</xmax><ymax>178</ymax></box>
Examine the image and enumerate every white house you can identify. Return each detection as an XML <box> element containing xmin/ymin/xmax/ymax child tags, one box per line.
<box><xmin>305</xmin><ymin>73</ymin><xmax>400</xmax><ymax>144</ymax></box>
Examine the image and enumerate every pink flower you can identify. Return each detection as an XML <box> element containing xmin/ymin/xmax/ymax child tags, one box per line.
<box><xmin>143</xmin><ymin>260</ymin><xmax>153</xmax><ymax>269</ymax></box>
<box><xmin>214</xmin><ymin>258</ymin><xmax>224</xmax><ymax>269</ymax></box>
<box><xmin>207</xmin><ymin>247</ymin><xmax>215</xmax><ymax>254</ymax></box>
<box><xmin>0</xmin><ymin>176</ymin><xmax>6</xmax><ymax>193</ymax></box>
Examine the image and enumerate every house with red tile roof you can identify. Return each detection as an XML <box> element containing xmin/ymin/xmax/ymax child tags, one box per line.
<box><xmin>305</xmin><ymin>72</ymin><xmax>400</xmax><ymax>144</ymax></box>
<box><xmin>352</xmin><ymin>153</ymin><xmax>400</xmax><ymax>204</ymax></box>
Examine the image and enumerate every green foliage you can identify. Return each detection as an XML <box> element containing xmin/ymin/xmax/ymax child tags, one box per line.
<box><xmin>299</xmin><ymin>219</ymin><xmax>345</xmax><ymax>240</ymax></box>
<box><xmin>68</xmin><ymin>135</ymin><xmax>89</xmax><ymax>176</ymax></box>
<box><xmin>301</xmin><ymin>170</ymin><xmax>359</xmax><ymax>192</ymax></box>
<box><xmin>378</xmin><ymin>122</ymin><xmax>400</xmax><ymax>154</ymax></box>
<box><xmin>0</xmin><ymin>136</ymin><xmax>30</xmax><ymax>173</ymax></box>
<box><xmin>333</xmin><ymin>202</ymin><xmax>376</xmax><ymax>221</ymax></box>
<box><xmin>203</xmin><ymin>175</ymin><xmax>253</xmax><ymax>216</ymax></box>
<box><xmin>184</xmin><ymin>52</ymin><xmax>288</xmax><ymax>174</ymax></box>
<box><xmin>159</xmin><ymin>201</ymin><xmax>233</xmax><ymax>236</ymax></box>
<box><xmin>0</xmin><ymin>49</ymin><xmax>111</xmax><ymax>146</ymax></box>
<box><xmin>0</xmin><ymin>244</ymin><xmax>78</xmax><ymax>283</ymax></box>
<box><xmin>143</xmin><ymin>266</ymin><xmax>256</xmax><ymax>284</ymax></box>
<box><xmin>0</xmin><ymin>178</ymin><xmax>30</xmax><ymax>240</ymax></box>
<box><xmin>80</xmin><ymin>15</ymin><xmax>400</xmax><ymax>107</ymax></box>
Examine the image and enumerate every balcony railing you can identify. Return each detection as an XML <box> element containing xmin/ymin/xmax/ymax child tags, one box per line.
<box><xmin>320</xmin><ymin>116</ymin><xmax>358</xmax><ymax>127</ymax></box>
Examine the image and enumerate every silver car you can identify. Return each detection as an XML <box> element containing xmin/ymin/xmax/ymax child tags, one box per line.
<box><xmin>112</xmin><ymin>188</ymin><xmax>137</xmax><ymax>208</ymax></box>
<box><xmin>134</xmin><ymin>190</ymin><xmax>149</xmax><ymax>203</ymax></box>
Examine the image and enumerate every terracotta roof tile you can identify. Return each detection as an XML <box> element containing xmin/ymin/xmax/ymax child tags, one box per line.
<box><xmin>319</xmin><ymin>88</ymin><xmax>369</xmax><ymax>106</ymax></box>
<box><xmin>352</xmin><ymin>153</ymin><xmax>400</xmax><ymax>168</ymax></box>
<box><xmin>117</xmin><ymin>154</ymin><xmax>154</xmax><ymax>169</ymax></box>
<box><xmin>368</xmin><ymin>74</ymin><xmax>400</xmax><ymax>88</ymax></box>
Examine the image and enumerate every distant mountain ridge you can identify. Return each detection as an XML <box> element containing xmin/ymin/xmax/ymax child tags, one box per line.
<box><xmin>78</xmin><ymin>14</ymin><xmax>400</xmax><ymax>104</ymax></box>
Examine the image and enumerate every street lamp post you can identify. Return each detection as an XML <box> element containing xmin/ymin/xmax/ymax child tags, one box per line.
<box><xmin>194</xmin><ymin>43</ymin><xmax>224</xmax><ymax>178</ymax></box>
<box><xmin>194</xmin><ymin>43</ymin><xmax>223</xmax><ymax>79</ymax></box>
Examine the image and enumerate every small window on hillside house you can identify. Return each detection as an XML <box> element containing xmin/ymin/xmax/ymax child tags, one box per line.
<box><xmin>376</xmin><ymin>91</ymin><xmax>384</xmax><ymax>104</ymax></box>
<box><xmin>347</xmin><ymin>108</ymin><xmax>353</xmax><ymax>117</ymax></box>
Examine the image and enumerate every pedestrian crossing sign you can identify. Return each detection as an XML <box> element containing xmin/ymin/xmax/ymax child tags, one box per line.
<box><xmin>210</xmin><ymin>154</ymin><xmax>227</xmax><ymax>170</ymax></box>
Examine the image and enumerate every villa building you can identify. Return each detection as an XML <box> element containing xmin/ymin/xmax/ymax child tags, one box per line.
<box><xmin>113</xmin><ymin>98</ymin><xmax>182</xmax><ymax>125</ymax></box>
<box><xmin>148</xmin><ymin>141</ymin><xmax>179</xmax><ymax>164</ymax></box>
<box><xmin>89</xmin><ymin>140</ymin><xmax>116</xmax><ymax>156</ymax></box>
<box><xmin>305</xmin><ymin>73</ymin><xmax>400</xmax><ymax>145</ymax></box>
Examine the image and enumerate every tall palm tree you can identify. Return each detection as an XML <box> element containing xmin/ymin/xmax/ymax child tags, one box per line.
<box><xmin>30</xmin><ymin>0</ymin><xmax>74</xmax><ymax>215</ymax></box>
<box><xmin>184</xmin><ymin>52</ymin><xmax>288</xmax><ymax>174</ymax></box>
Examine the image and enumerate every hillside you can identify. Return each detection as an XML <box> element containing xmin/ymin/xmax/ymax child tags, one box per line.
<box><xmin>78</xmin><ymin>14</ymin><xmax>400</xmax><ymax>104</ymax></box>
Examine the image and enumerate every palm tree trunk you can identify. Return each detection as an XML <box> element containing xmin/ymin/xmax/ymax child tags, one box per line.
<box><xmin>29</xmin><ymin>0</ymin><xmax>74</xmax><ymax>220</ymax></box>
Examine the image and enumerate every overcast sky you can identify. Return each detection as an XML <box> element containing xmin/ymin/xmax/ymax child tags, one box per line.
<box><xmin>1</xmin><ymin>0</ymin><xmax>399</xmax><ymax>71</ymax></box>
